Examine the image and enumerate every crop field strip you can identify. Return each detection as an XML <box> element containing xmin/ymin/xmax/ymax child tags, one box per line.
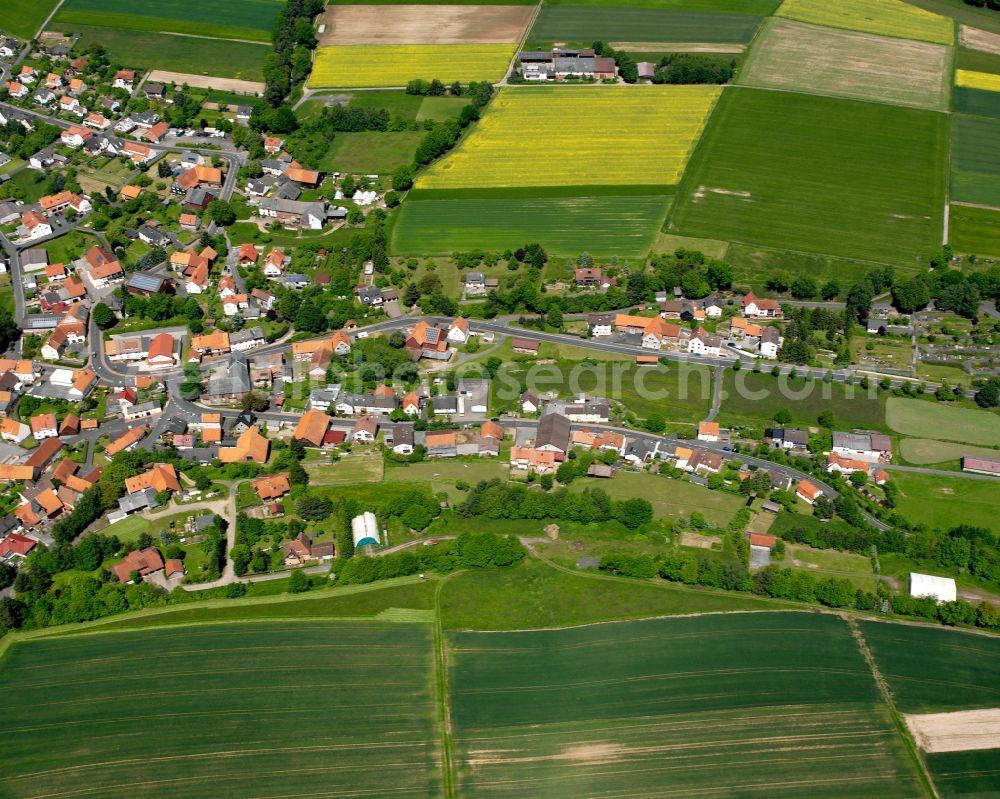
<box><xmin>0</xmin><ymin>0</ymin><xmax>58</xmax><ymax>39</ymax></box>
<box><xmin>526</xmin><ymin>6</ymin><xmax>762</xmax><ymax>47</ymax></box>
<box><xmin>52</xmin><ymin>0</ymin><xmax>282</xmax><ymax>43</ymax></box>
<box><xmin>951</xmin><ymin>114</ymin><xmax>1000</xmax><ymax>207</ymax></box>
<box><xmin>392</xmin><ymin>191</ymin><xmax>673</xmax><ymax>256</ymax></box>
<box><xmin>319</xmin><ymin>4</ymin><xmax>534</xmax><ymax>45</ymax></box>
<box><xmin>0</xmin><ymin>621</ymin><xmax>441</xmax><ymax>799</ymax></box>
<box><xmin>540</xmin><ymin>0</ymin><xmax>781</xmax><ymax>10</ymax></box>
<box><xmin>960</xmin><ymin>23</ymin><xmax>1000</xmax><ymax>55</ymax></box>
<box><xmin>956</xmin><ymin>68</ymin><xmax>1000</xmax><ymax>92</ymax></box>
<box><xmin>861</xmin><ymin>621</ymin><xmax>1000</xmax><ymax>799</ymax></box>
<box><xmin>668</xmin><ymin>87</ymin><xmax>948</xmax><ymax>268</ymax></box>
<box><xmin>953</xmin><ymin>85</ymin><xmax>1000</xmax><ymax>117</ymax></box>
<box><xmin>417</xmin><ymin>85</ymin><xmax>720</xmax><ymax>188</ymax></box>
<box><xmin>739</xmin><ymin>18</ymin><xmax>950</xmax><ymax>111</ymax></box>
<box><xmin>775</xmin><ymin>0</ymin><xmax>955</xmax><ymax>45</ymax></box>
<box><xmin>950</xmin><ymin>203</ymin><xmax>1000</xmax><ymax>255</ymax></box>
<box><xmin>308</xmin><ymin>44</ymin><xmax>517</xmax><ymax>88</ymax></box>
<box><xmin>448</xmin><ymin>613</ymin><xmax>928</xmax><ymax>798</ymax></box>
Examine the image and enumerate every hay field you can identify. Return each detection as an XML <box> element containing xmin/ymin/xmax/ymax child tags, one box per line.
<box><xmin>319</xmin><ymin>4</ymin><xmax>533</xmax><ymax>44</ymax></box>
<box><xmin>886</xmin><ymin>397</ymin><xmax>1000</xmax><ymax>446</ymax></box>
<box><xmin>951</xmin><ymin>114</ymin><xmax>1000</xmax><ymax>206</ymax></box>
<box><xmin>669</xmin><ymin>88</ymin><xmax>948</xmax><ymax>268</ymax></box>
<box><xmin>448</xmin><ymin>613</ymin><xmax>926</xmax><ymax>798</ymax></box>
<box><xmin>956</xmin><ymin>68</ymin><xmax>1000</xmax><ymax>91</ymax></box>
<box><xmin>891</xmin><ymin>471</ymin><xmax>1000</xmax><ymax>530</ymax></box>
<box><xmin>899</xmin><ymin>437</ymin><xmax>1000</xmax><ymax>465</ymax></box>
<box><xmin>527</xmin><ymin>6</ymin><xmax>761</xmax><ymax>46</ymax></box>
<box><xmin>416</xmin><ymin>85</ymin><xmax>720</xmax><ymax>188</ymax></box>
<box><xmin>776</xmin><ymin>0</ymin><xmax>954</xmax><ymax>45</ymax></box>
<box><xmin>308</xmin><ymin>44</ymin><xmax>515</xmax><ymax>87</ymax></box>
<box><xmin>740</xmin><ymin>19</ymin><xmax>949</xmax><ymax>110</ymax></box>
<box><xmin>392</xmin><ymin>191</ymin><xmax>671</xmax><ymax>255</ymax></box>
<box><xmin>0</xmin><ymin>621</ymin><xmax>441</xmax><ymax>798</ymax></box>
<box><xmin>950</xmin><ymin>204</ymin><xmax>1000</xmax><ymax>256</ymax></box>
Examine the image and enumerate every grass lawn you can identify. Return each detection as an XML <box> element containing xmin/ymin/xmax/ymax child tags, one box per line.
<box><xmin>915</xmin><ymin>359</ymin><xmax>973</xmax><ymax>387</ymax></box>
<box><xmin>886</xmin><ymin>396</ymin><xmax>1000</xmax><ymax>445</ymax></box>
<box><xmin>949</xmin><ymin>203</ymin><xmax>1000</xmax><ymax>257</ymax></box>
<box><xmin>785</xmin><ymin>542</ymin><xmax>876</xmax><ymax>591</ymax></box>
<box><xmin>898</xmin><ymin>438</ymin><xmax>1000</xmax><ymax>466</ymax></box>
<box><xmin>0</xmin><ymin>0</ymin><xmax>58</xmax><ymax>38</ymax></box>
<box><xmin>42</xmin><ymin>231</ymin><xmax>92</xmax><ymax>265</ymax></box>
<box><xmin>669</xmin><ymin>87</ymin><xmax>948</xmax><ymax>270</ymax></box>
<box><xmin>891</xmin><ymin>470</ymin><xmax>1000</xmax><ymax>529</ymax></box>
<box><xmin>5</xmin><ymin>168</ymin><xmax>50</xmax><ymax>203</ymax></box>
<box><xmin>227</xmin><ymin>221</ymin><xmax>354</xmax><ymax>250</ymax></box>
<box><xmin>569</xmin><ymin>472</ymin><xmax>743</xmax><ymax>527</ymax></box>
<box><xmin>97</xmin><ymin>514</ymin><xmax>151</xmax><ymax>542</ymax></box>
<box><xmin>305</xmin><ymin>451</ymin><xmax>385</xmax><ymax>485</ymax></box>
<box><xmin>718</xmin><ymin>370</ymin><xmax>888</xmax><ymax>432</ymax></box>
<box><xmin>318</xmin><ymin>130</ymin><xmax>424</xmax><ymax>174</ymax></box>
<box><xmin>63</xmin><ymin>24</ymin><xmax>268</xmax><ymax>81</ymax></box>
<box><xmin>416</xmin><ymin>95</ymin><xmax>468</xmax><ymax>121</ymax></box>
<box><xmin>1</xmin><ymin>621</ymin><xmax>440</xmax><ymax>798</ymax></box>
<box><xmin>0</xmin><ymin>157</ymin><xmax>24</xmax><ymax>176</ymax></box>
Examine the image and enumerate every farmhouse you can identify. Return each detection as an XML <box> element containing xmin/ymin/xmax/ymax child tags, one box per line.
<box><xmin>258</xmin><ymin>198</ymin><xmax>327</xmax><ymax>230</ymax></box>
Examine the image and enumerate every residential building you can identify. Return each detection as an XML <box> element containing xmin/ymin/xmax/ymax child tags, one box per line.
<box><xmin>352</xmin><ymin>415</ymin><xmax>378</xmax><ymax>443</ymax></box>
<box><xmin>218</xmin><ymin>425</ymin><xmax>270</xmax><ymax>463</ymax></box>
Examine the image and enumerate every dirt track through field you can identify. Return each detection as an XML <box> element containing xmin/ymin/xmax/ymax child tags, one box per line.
<box><xmin>906</xmin><ymin>709</ymin><xmax>1000</xmax><ymax>753</ymax></box>
<box><xmin>146</xmin><ymin>70</ymin><xmax>265</xmax><ymax>95</ymax></box>
<box><xmin>960</xmin><ymin>25</ymin><xmax>1000</xmax><ymax>55</ymax></box>
<box><xmin>318</xmin><ymin>4</ymin><xmax>534</xmax><ymax>45</ymax></box>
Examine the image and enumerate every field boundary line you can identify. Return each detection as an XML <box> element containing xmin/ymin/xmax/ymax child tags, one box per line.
<box><xmin>433</xmin><ymin>573</ymin><xmax>459</xmax><ymax>799</ymax></box>
<box><xmin>847</xmin><ymin>616</ymin><xmax>941</xmax><ymax>799</ymax></box>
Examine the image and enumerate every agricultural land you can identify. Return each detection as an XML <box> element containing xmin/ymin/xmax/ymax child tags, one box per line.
<box><xmin>886</xmin><ymin>397</ymin><xmax>1000</xmax><ymax>446</ymax></box>
<box><xmin>308</xmin><ymin>44</ymin><xmax>517</xmax><ymax>88</ymax></box>
<box><xmin>775</xmin><ymin>0</ymin><xmax>954</xmax><ymax>44</ymax></box>
<box><xmin>319</xmin><ymin>4</ymin><xmax>534</xmax><ymax>45</ymax></box>
<box><xmin>0</xmin><ymin>0</ymin><xmax>57</xmax><ymax>39</ymax></box>
<box><xmin>951</xmin><ymin>114</ymin><xmax>1000</xmax><ymax>206</ymax></box>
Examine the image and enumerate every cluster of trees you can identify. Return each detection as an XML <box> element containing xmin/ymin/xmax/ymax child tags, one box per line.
<box><xmin>232</xmin><ymin>512</ymin><xmax>307</xmax><ymax>576</ymax></box>
<box><xmin>591</xmin><ymin>42</ymin><xmax>638</xmax><ymax>83</ymax></box>
<box><xmin>892</xmin><ymin>259</ymin><xmax>1000</xmax><ymax>318</ymax></box>
<box><xmin>0</xmin><ymin>119</ymin><xmax>60</xmax><ymax>165</ymax></box>
<box><xmin>964</xmin><ymin>0</ymin><xmax>1000</xmax><ymax>11</ymax></box>
<box><xmin>457</xmin><ymin>479</ymin><xmax>654</xmax><ymax>530</ymax></box>
<box><xmin>405</xmin><ymin>79</ymin><xmax>464</xmax><ymax>96</ymax></box>
<box><xmin>413</xmin><ymin>82</ymin><xmax>494</xmax><ymax>167</ymax></box>
<box><xmin>891</xmin><ymin>592</ymin><xmax>1000</xmax><ymax>629</ymax></box>
<box><xmin>119</xmin><ymin>291</ymin><xmax>204</xmax><ymax>328</ymax></box>
<box><xmin>262</xmin><ymin>0</ymin><xmax>324</xmax><ymax>107</ymax></box>
<box><xmin>652</xmin><ymin>54</ymin><xmax>736</xmax><ymax>85</ymax></box>
<box><xmin>332</xmin><ymin>531</ymin><xmax>525</xmax><ymax>585</ymax></box>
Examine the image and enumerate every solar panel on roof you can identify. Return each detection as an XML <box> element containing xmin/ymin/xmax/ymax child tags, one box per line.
<box><xmin>127</xmin><ymin>273</ymin><xmax>163</xmax><ymax>291</ymax></box>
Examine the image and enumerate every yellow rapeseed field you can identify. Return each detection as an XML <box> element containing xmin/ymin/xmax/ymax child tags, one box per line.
<box><xmin>416</xmin><ymin>85</ymin><xmax>721</xmax><ymax>189</ymax></box>
<box><xmin>956</xmin><ymin>69</ymin><xmax>1000</xmax><ymax>93</ymax></box>
<box><xmin>307</xmin><ymin>44</ymin><xmax>515</xmax><ymax>88</ymax></box>
<box><xmin>776</xmin><ymin>0</ymin><xmax>953</xmax><ymax>45</ymax></box>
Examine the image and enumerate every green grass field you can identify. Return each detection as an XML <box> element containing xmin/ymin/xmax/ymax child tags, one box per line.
<box><xmin>416</xmin><ymin>95</ymin><xmax>469</xmax><ymax>121</ymax></box>
<box><xmin>670</xmin><ymin>88</ymin><xmax>948</xmax><ymax>269</ymax></box>
<box><xmin>951</xmin><ymin>114</ymin><xmax>1000</xmax><ymax>206</ymax></box>
<box><xmin>53</xmin><ymin>0</ymin><xmax>282</xmax><ymax>43</ymax></box>
<box><xmin>892</xmin><ymin>471</ymin><xmax>1000</xmax><ymax>530</ymax></box>
<box><xmin>448</xmin><ymin>612</ymin><xmax>927</xmax><ymax>798</ymax></box>
<box><xmin>392</xmin><ymin>191</ymin><xmax>672</xmax><ymax>257</ymax></box>
<box><xmin>0</xmin><ymin>0</ymin><xmax>57</xmax><ymax>38</ymax></box>
<box><xmin>899</xmin><ymin>438</ymin><xmax>1000</xmax><ymax>466</ymax></box>
<box><xmin>62</xmin><ymin>25</ymin><xmax>267</xmax><ymax>80</ymax></box>
<box><xmin>526</xmin><ymin>6</ymin><xmax>761</xmax><ymax>47</ymax></box>
<box><xmin>0</xmin><ymin>621</ymin><xmax>441</xmax><ymax>798</ymax></box>
<box><xmin>952</xmin><ymin>85</ymin><xmax>1000</xmax><ymax>118</ymax></box>
<box><xmin>949</xmin><ymin>204</ymin><xmax>1000</xmax><ymax>255</ymax></box>
<box><xmin>886</xmin><ymin>397</ymin><xmax>1000</xmax><ymax>446</ymax></box>
<box><xmin>739</xmin><ymin>18</ymin><xmax>949</xmax><ymax>110</ymax></box>
<box><xmin>786</xmin><ymin>542</ymin><xmax>876</xmax><ymax>591</ymax></box>
<box><xmin>955</xmin><ymin>45</ymin><xmax>1000</xmax><ymax>75</ymax></box>
<box><xmin>304</xmin><ymin>451</ymin><xmax>385</xmax><ymax>485</ymax></box>
<box><xmin>318</xmin><ymin>130</ymin><xmax>425</xmax><ymax>174</ymax></box>
<box><xmin>569</xmin><ymin>472</ymin><xmax>744</xmax><ymax>526</ymax></box>
<box><xmin>776</xmin><ymin>0</ymin><xmax>954</xmax><ymax>44</ymax></box>
<box><xmin>718</xmin><ymin>370</ymin><xmax>887</xmax><ymax>431</ymax></box>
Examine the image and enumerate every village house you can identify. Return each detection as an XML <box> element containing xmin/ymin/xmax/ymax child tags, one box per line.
<box><xmin>112</xmin><ymin>547</ymin><xmax>163</xmax><ymax>584</ymax></box>
<box><xmin>796</xmin><ymin>480</ymin><xmax>823</xmax><ymax>505</ymax></box>
<box><xmin>253</xmin><ymin>473</ymin><xmax>290</xmax><ymax>502</ymax></box>
<box><xmin>295</xmin><ymin>409</ymin><xmax>331</xmax><ymax>448</ymax></box>
<box><xmin>743</xmin><ymin>292</ymin><xmax>782</xmax><ymax>319</ymax></box>
<box><xmin>353</xmin><ymin>415</ymin><xmax>378</xmax><ymax>443</ymax></box>
<box><xmin>219</xmin><ymin>425</ymin><xmax>270</xmax><ymax>464</ymax></box>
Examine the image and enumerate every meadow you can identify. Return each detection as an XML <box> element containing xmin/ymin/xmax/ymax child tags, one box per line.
<box><xmin>448</xmin><ymin>613</ymin><xmax>927</xmax><ymax>798</ymax></box>
<box><xmin>417</xmin><ymin>85</ymin><xmax>720</xmax><ymax>189</ymax></box>
<box><xmin>891</xmin><ymin>471</ymin><xmax>1000</xmax><ymax>530</ymax></box>
<box><xmin>669</xmin><ymin>88</ymin><xmax>948</xmax><ymax>268</ymax></box>
<box><xmin>0</xmin><ymin>0</ymin><xmax>57</xmax><ymax>39</ymax></box>
<box><xmin>64</xmin><ymin>25</ymin><xmax>268</xmax><ymax>81</ymax></box>
<box><xmin>308</xmin><ymin>44</ymin><xmax>516</xmax><ymax>88</ymax></box>
<box><xmin>391</xmin><ymin>190</ymin><xmax>672</xmax><ymax>256</ymax></box>
<box><xmin>886</xmin><ymin>397</ymin><xmax>1000</xmax><ymax>446</ymax></box>
<box><xmin>739</xmin><ymin>19</ymin><xmax>949</xmax><ymax>110</ymax></box>
<box><xmin>53</xmin><ymin>0</ymin><xmax>281</xmax><ymax>43</ymax></box>
<box><xmin>718</xmin><ymin>370</ymin><xmax>888</xmax><ymax>431</ymax></box>
<box><xmin>526</xmin><ymin>6</ymin><xmax>761</xmax><ymax>47</ymax></box>
<box><xmin>0</xmin><ymin>621</ymin><xmax>441</xmax><ymax>799</ymax></box>
<box><xmin>949</xmin><ymin>204</ymin><xmax>1000</xmax><ymax>255</ymax></box>
<box><xmin>319</xmin><ymin>130</ymin><xmax>425</xmax><ymax>173</ymax></box>
<box><xmin>776</xmin><ymin>0</ymin><xmax>954</xmax><ymax>45</ymax></box>
<box><xmin>951</xmin><ymin>114</ymin><xmax>1000</xmax><ymax>206</ymax></box>
<box><xmin>899</xmin><ymin>437</ymin><xmax>1000</xmax><ymax>466</ymax></box>
<box><xmin>571</xmin><ymin>471</ymin><xmax>744</xmax><ymax>524</ymax></box>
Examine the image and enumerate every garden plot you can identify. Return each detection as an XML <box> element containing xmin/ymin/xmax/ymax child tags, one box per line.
<box><xmin>740</xmin><ymin>18</ymin><xmax>949</xmax><ymax>110</ymax></box>
<box><xmin>319</xmin><ymin>4</ymin><xmax>533</xmax><ymax>44</ymax></box>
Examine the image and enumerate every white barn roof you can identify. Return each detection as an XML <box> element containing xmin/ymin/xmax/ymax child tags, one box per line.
<box><xmin>909</xmin><ymin>572</ymin><xmax>957</xmax><ymax>604</ymax></box>
<box><xmin>351</xmin><ymin>511</ymin><xmax>379</xmax><ymax>548</ymax></box>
